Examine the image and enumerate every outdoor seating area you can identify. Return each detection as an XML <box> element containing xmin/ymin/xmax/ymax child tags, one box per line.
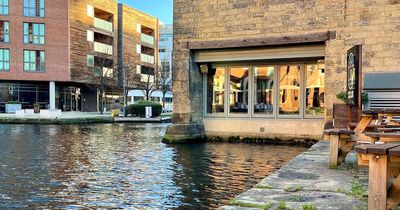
<box><xmin>325</xmin><ymin>108</ymin><xmax>400</xmax><ymax>210</ymax></box>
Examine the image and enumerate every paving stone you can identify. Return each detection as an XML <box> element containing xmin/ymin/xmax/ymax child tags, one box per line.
<box><xmin>220</xmin><ymin>141</ymin><xmax>368</xmax><ymax>210</ymax></box>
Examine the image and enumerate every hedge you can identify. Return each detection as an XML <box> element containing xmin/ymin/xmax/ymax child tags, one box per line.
<box><xmin>126</xmin><ymin>101</ymin><xmax>162</xmax><ymax>117</ymax></box>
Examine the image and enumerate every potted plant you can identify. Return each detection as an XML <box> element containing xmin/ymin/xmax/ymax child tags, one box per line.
<box><xmin>33</xmin><ymin>103</ymin><xmax>40</xmax><ymax>113</ymax></box>
<box><xmin>333</xmin><ymin>91</ymin><xmax>369</xmax><ymax>128</ymax></box>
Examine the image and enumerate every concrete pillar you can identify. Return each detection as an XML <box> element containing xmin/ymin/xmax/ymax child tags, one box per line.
<box><xmin>49</xmin><ymin>81</ymin><xmax>56</xmax><ymax>110</ymax></box>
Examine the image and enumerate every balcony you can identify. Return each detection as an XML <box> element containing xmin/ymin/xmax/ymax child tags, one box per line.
<box><xmin>94</xmin><ymin>18</ymin><xmax>113</xmax><ymax>32</ymax></box>
<box><xmin>141</xmin><ymin>54</ymin><xmax>154</xmax><ymax>64</ymax></box>
<box><xmin>94</xmin><ymin>42</ymin><xmax>113</xmax><ymax>55</ymax></box>
<box><xmin>141</xmin><ymin>33</ymin><xmax>154</xmax><ymax>45</ymax></box>
<box><xmin>141</xmin><ymin>74</ymin><xmax>154</xmax><ymax>83</ymax></box>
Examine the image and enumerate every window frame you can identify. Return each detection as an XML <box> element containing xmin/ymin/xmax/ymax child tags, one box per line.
<box><xmin>203</xmin><ymin>66</ymin><xmax>228</xmax><ymax>118</ymax></box>
<box><xmin>23</xmin><ymin>0</ymin><xmax>45</xmax><ymax>17</ymax></box>
<box><xmin>304</xmin><ymin>62</ymin><xmax>326</xmax><ymax>119</ymax></box>
<box><xmin>251</xmin><ymin>65</ymin><xmax>277</xmax><ymax>119</ymax></box>
<box><xmin>0</xmin><ymin>48</ymin><xmax>9</xmax><ymax>71</ymax></box>
<box><xmin>23</xmin><ymin>22</ymin><xmax>45</xmax><ymax>45</ymax></box>
<box><xmin>0</xmin><ymin>0</ymin><xmax>9</xmax><ymax>16</ymax></box>
<box><xmin>23</xmin><ymin>50</ymin><xmax>45</xmax><ymax>72</ymax></box>
<box><xmin>227</xmin><ymin>66</ymin><xmax>251</xmax><ymax>118</ymax></box>
<box><xmin>203</xmin><ymin>61</ymin><xmax>324</xmax><ymax>120</ymax></box>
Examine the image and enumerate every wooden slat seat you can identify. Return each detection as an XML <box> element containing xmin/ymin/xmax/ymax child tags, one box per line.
<box><xmin>348</xmin><ymin>122</ymin><xmax>382</xmax><ymax>131</ymax></box>
<box><xmin>355</xmin><ymin>144</ymin><xmax>400</xmax><ymax>210</ymax></box>
<box><xmin>324</xmin><ymin>128</ymin><xmax>355</xmax><ymax>135</ymax></box>
<box><xmin>377</xmin><ymin>128</ymin><xmax>400</xmax><ymax>133</ymax></box>
<box><xmin>365</xmin><ymin>132</ymin><xmax>400</xmax><ymax>138</ymax></box>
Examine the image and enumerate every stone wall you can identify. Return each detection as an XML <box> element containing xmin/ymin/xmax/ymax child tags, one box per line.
<box><xmin>172</xmin><ymin>0</ymin><xmax>400</xmax><ymax>127</ymax></box>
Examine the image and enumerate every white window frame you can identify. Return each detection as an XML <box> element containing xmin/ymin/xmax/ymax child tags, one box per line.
<box><xmin>87</xmin><ymin>5</ymin><xmax>94</xmax><ymax>17</ymax></box>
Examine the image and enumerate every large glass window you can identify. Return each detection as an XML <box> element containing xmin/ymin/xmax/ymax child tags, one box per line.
<box><xmin>229</xmin><ymin>67</ymin><xmax>249</xmax><ymax>114</ymax></box>
<box><xmin>0</xmin><ymin>0</ymin><xmax>8</xmax><ymax>15</ymax></box>
<box><xmin>24</xmin><ymin>50</ymin><xmax>45</xmax><ymax>72</ymax></box>
<box><xmin>24</xmin><ymin>0</ymin><xmax>45</xmax><ymax>17</ymax></box>
<box><xmin>0</xmin><ymin>49</ymin><xmax>9</xmax><ymax>71</ymax></box>
<box><xmin>0</xmin><ymin>21</ymin><xmax>9</xmax><ymax>43</ymax></box>
<box><xmin>206</xmin><ymin>67</ymin><xmax>225</xmax><ymax>115</ymax></box>
<box><xmin>305</xmin><ymin>63</ymin><xmax>325</xmax><ymax>116</ymax></box>
<box><xmin>279</xmin><ymin>65</ymin><xmax>301</xmax><ymax>115</ymax></box>
<box><xmin>254</xmin><ymin>66</ymin><xmax>274</xmax><ymax>115</ymax></box>
<box><xmin>24</xmin><ymin>23</ymin><xmax>45</xmax><ymax>44</ymax></box>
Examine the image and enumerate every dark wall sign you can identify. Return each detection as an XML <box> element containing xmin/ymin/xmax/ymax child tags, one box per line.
<box><xmin>347</xmin><ymin>45</ymin><xmax>362</xmax><ymax>106</ymax></box>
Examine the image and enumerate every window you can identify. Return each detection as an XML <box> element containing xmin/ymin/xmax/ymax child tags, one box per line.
<box><xmin>24</xmin><ymin>0</ymin><xmax>45</xmax><ymax>17</ymax></box>
<box><xmin>0</xmin><ymin>49</ymin><xmax>9</xmax><ymax>71</ymax></box>
<box><xmin>23</xmin><ymin>23</ymin><xmax>45</xmax><ymax>44</ymax></box>
<box><xmin>87</xmin><ymin>55</ymin><xmax>94</xmax><ymax>67</ymax></box>
<box><xmin>305</xmin><ymin>63</ymin><xmax>325</xmax><ymax>116</ymax></box>
<box><xmin>279</xmin><ymin>65</ymin><xmax>301</xmax><ymax>115</ymax></box>
<box><xmin>0</xmin><ymin>21</ymin><xmax>9</xmax><ymax>43</ymax></box>
<box><xmin>254</xmin><ymin>66</ymin><xmax>275</xmax><ymax>115</ymax></box>
<box><xmin>206</xmin><ymin>67</ymin><xmax>225</xmax><ymax>115</ymax></box>
<box><xmin>229</xmin><ymin>67</ymin><xmax>249</xmax><ymax>114</ymax></box>
<box><xmin>87</xmin><ymin>5</ymin><xmax>94</xmax><ymax>17</ymax></box>
<box><xmin>0</xmin><ymin>0</ymin><xmax>9</xmax><ymax>15</ymax></box>
<box><xmin>24</xmin><ymin>50</ymin><xmax>45</xmax><ymax>72</ymax></box>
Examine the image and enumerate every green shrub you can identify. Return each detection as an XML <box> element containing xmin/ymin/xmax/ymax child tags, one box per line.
<box><xmin>126</xmin><ymin>101</ymin><xmax>162</xmax><ymax>117</ymax></box>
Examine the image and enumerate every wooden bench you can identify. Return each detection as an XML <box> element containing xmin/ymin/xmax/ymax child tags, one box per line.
<box><xmin>365</xmin><ymin>132</ymin><xmax>400</xmax><ymax>143</ymax></box>
<box><xmin>324</xmin><ymin>129</ymin><xmax>355</xmax><ymax>169</ymax></box>
<box><xmin>355</xmin><ymin>144</ymin><xmax>400</xmax><ymax>210</ymax></box>
<box><xmin>377</xmin><ymin>128</ymin><xmax>400</xmax><ymax>133</ymax></box>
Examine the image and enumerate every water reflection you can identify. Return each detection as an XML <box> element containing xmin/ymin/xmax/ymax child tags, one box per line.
<box><xmin>0</xmin><ymin>124</ymin><xmax>306</xmax><ymax>209</ymax></box>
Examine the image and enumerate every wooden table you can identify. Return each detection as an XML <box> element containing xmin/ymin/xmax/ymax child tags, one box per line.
<box><xmin>353</xmin><ymin>109</ymin><xmax>400</xmax><ymax>141</ymax></box>
<box><xmin>356</xmin><ymin>143</ymin><xmax>400</xmax><ymax>210</ymax></box>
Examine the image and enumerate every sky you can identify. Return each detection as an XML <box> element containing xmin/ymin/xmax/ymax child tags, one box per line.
<box><xmin>118</xmin><ymin>0</ymin><xmax>173</xmax><ymax>24</ymax></box>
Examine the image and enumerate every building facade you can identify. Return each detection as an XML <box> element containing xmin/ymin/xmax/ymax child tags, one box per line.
<box><xmin>0</xmin><ymin>0</ymin><xmax>158</xmax><ymax>113</ymax></box>
<box><xmin>165</xmin><ymin>0</ymin><xmax>400</xmax><ymax>142</ymax></box>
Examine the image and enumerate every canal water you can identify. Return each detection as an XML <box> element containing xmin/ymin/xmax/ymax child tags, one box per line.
<box><xmin>0</xmin><ymin>124</ymin><xmax>307</xmax><ymax>209</ymax></box>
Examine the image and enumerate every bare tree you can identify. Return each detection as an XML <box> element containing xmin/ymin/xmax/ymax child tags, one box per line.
<box><xmin>157</xmin><ymin>63</ymin><xmax>172</xmax><ymax>108</ymax></box>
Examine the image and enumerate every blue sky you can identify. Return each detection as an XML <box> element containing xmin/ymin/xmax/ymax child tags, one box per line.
<box><xmin>119</xmin><ymin>0</ymin><xmax>173</xmax><ymax>24</ymax></box>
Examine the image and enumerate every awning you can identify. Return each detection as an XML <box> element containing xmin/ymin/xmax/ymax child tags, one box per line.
<box><xmin>194</xmin><ymin>44</ymin><xmax>325</xmax><ymax>63</ymax></box>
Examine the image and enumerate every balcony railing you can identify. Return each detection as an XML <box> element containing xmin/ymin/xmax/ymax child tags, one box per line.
<box><xmin>141</xmin><ymin>33</ymin><xmax>154</xmax><ymax>45</ymax></box>
<box><xmin>94</xmin><ymin>18</ymin><xmax>113</xmax><ymax>32</ymax></box>
<box><xmin>141</xmin><ymin>54</ymin><xmax>154</xmax><ymax>64</ymax></box>
<box><xmin>94</xmin><ymin>42</ymin><xmax>113</xmax><ymax>55</ymax></box>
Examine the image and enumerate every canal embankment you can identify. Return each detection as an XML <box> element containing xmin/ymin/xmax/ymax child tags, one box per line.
<box><xmin>220</xmin><ymin>140</ymin><xmax>369</xmax><ymax>210</ymax></box>
<box><xmin>0</xmin><ymin>113</ymin><xmax>171</xmax><ymax>124</ymax></box>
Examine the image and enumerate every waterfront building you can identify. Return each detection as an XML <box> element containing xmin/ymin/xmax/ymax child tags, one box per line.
<box><xmin>0</xmin><ymin>0</ymin><xmax>158</xmax><ymax>113</ymax></box>
<box><xmin>127</xmin><ymin>23</ymin><xmax>173</xmax><ymax>109</ymax></box>
<box><xmin>165</xmin><ymin>0</ymin><xmax>400</xmax><ymax>142</ymax></box>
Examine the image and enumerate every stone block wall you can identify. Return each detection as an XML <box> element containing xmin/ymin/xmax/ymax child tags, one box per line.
<box><xmin>173</xmin><ymin>0</ymin><xmax>400</xmax><ymax>126</ymax></box>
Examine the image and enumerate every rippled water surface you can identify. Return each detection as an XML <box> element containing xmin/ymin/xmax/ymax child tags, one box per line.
<box><xmin>0</xmin><ymin>123</ymin><xmax>307</xmax><ymax>209</ymax></box>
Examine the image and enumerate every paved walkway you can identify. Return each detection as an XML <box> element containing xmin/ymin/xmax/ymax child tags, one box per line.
<box><xmin>220</xmin><ymin>141</ymin><xmax>369</xmax><ymax>210</ymax></box>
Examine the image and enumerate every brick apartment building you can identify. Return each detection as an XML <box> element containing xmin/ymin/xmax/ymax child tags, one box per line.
<box><xmin>0</xmin><ymin>0</ymin><xmax>158</xmax><ymax>112</ymax></box>
<box><xmin>165</xmin><ymin>0</ymin><xmax>400</xmax><ymax>142</ymax></box>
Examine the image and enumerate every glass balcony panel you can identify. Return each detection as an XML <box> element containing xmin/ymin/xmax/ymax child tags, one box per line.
<box><xmin>94</xmin><ymin>18</ymin><xmax>113</xmax><ymax>32</ymax></box>
<box><xmin>140</xmin><ymin>54</ymin><xmax>154</xmax><ymax>64</ymax></box>
<box><xmin>141</xmin><ymin>33</ymin><xmax>154</xmax><ymax>45</ymax></box>
<box><xmin>94</xmin><ymin>42</ymin><xmax>113</xmax><ymax>55</ymax></box>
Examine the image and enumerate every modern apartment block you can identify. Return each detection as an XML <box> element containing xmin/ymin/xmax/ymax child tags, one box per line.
<box><xmin>0</xmin><ymin>0</ymin><xmax>158</xmax><ymax>113</ymax></box>
<box><xmin>128</xmin><ymin>23</ymin><xmax>173</xmax><ymax>106</ymax></box>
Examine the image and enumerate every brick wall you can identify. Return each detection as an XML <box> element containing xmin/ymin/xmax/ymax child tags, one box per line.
<box><xmin>173</xmin><ymin>0</ymin><xmax>400</xmax><ymax>125</ymax></box>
